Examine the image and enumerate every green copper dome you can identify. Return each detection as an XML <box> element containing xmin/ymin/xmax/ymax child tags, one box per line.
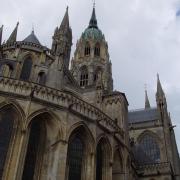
<box><xmin>82</xmin><ymin>27</ymin><xmax>104</xmax><ymax>41</ymax></box>
<box><xmin>81</xmin><ymin>7</ymin><xmax>104</xmax><ymax>41</ymax></box>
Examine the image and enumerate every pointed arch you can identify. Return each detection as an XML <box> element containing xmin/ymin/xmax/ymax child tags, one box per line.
<box><xmin>0</xmin><ymin>102</ymin><xmax>23</xmax><ymax>179</ymax></box>
<box><xmin>20</xmin><ymin>55</ymin><xmax>33</xmax><ymax>81</ymax></box>
<box><xmin>66</xmin><ymin>122</ymin><xmax>95</xmax><ymax>180</ymax></box>
<box><xmin>37</xmin><ymin>71</ymin><xmax>46</xmax><ymax>85</ymax></box>
<box><xmin>84</xmin><ymin>42</ymin><xmax>90</xmax><ymax>56</ymax></box>
<box><xmin>137</xmin><ymin>130</ymin><xmax>161</xmax><ymax>164</ymax></box>
<box><xmin>112</xmin><ymin>148</ymin><xmax>124</xmax><ymax>180</ymax></box>
<box><xmin>96</xmin><ymin>136</ymin><xmax>112</xmax><ymax>180</ymax></box>
<box><xmin>79</xmin><ymin>66</ymin><xmax>88</xmax><ymax>87</ymax></box>
<box><xmin>22</xmin><ymin>109</ymin><xmax>63</xmax><ymax>180</ymax></box>
<box><xmin>94</xmin><ymin>42</ymin><xmax>100</xmax><ymax>56</ymax></box>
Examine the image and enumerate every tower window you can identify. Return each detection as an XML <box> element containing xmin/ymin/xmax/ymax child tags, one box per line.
<box><xmin>80</xmin><ymin>67</ymin><xmax>88</xmax><ymax>87</ymax></box>
<box><xmin>94</xmin><ymin>43</ymin><xmax>100</xmax><ymax>56</ymax></box>
<box><xmin>84</xmin><ymin>43</ymin><xmax>90</xmax><ymax>56</ymax></box>
<box><xmin>20</xmin><ymin>57</ymin><xmax>33</xmax><ymax>81</ymax></box>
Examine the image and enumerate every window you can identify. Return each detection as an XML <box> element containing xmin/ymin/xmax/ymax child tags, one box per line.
<box><xmin>96</xmin><ymin>141</ymin><xmax>103</xmax><ymax>180</ymax></box>
<box><xmin>37</xmin><ymin>72</ymin><xmax>46</xmax><ymax>85</ymax></box>
<box><xmin>20</xmin><ymin>57</ymin><xmax>33</xmax><ymax>81</ymax></box>
<box><xmin>94</xmin><ymin>43</ymin><xmax>100</xmax><ymax>56</ymax></box>
<box><xmin>22</xmin><ymin>120</ymin><xmax>42</xmax><ymax>180</ymax></box>
<box><xmin>67</xmin><ymin>136</ymin><xmax>84</xmax><ymax>180</ymax></box>
<box><xmin>80</xmin><ymin>67</ymin><xmax>88</xmax><ymax>87</ymax></box>
<box><xmin>0</xmin><ymin>64</ymin><xmax>13</xmax><ymax>77</ymax></box>
<box><xmin>93</xmin><ymin>68</ymin><xmax>102</xmax><ymax>82</ymax></box>
<box><xmin>140</xmin><ymin>134</ymin><xmax>160</xmax><ymax>164</ymax></box>
<box><xmin>0</xmin><ymin>108</ymin><xmax>15</xmax><ymax>178</ymax></box>
<box><xmin>84</xmin><ymin>43</ymin><xmax>90</xmax><ymax>56</ymax></box>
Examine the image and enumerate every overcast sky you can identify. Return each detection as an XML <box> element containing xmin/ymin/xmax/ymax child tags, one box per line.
<box><xmin>0</xmin><ymin>0</ymin><xmax>180</xmax><ymax>151</ymax></box>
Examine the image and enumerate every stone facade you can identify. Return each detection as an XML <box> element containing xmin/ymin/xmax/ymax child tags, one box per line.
<box><xmin>0</xmin><ymin>6</ymin><xmax>179</xmax><ymax>180</ymax></box>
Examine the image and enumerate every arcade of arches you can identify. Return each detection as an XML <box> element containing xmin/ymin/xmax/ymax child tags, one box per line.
<box><xmin>0</xmin><ymin>104</ymin><xmax>126</xmax><ymax>180</ymax></box>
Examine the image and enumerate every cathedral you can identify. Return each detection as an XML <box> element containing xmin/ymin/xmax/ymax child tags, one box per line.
<box><xmin>0</xmin><ymin>6</ymin><xmax>179</xmax><ymax>180</ymax></box>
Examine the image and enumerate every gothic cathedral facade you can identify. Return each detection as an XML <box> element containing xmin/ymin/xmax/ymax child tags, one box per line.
<box><xmin>0</xmin><ymin>6</ymin><xmax>179</xmax><ymax>180</ymax></box>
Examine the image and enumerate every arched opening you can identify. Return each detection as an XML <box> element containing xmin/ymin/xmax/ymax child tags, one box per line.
<box><xmin>139</xmin><ymin>133</ymin><xmax>160</xmax><ymax>164</ymax></box>
<box><xmin>112</xmin><ymin>150</ymin><xmax>123</xmax><ymax>180</ymax></box>
<box><xmin>22</xmin><ymin>116</ymin><xmax>46</xmax><ymax>180</ymax></box>
<box><xmin>0</xmin><ymin>64</ymin><xmax>13</xmax><ymax>77</ymax></box>
<box><xmin>96</xmin><ymin>138</ymin><xmax>112</xmax><ymax>180</ymax></box>
<box><xmin>80</xmin><ymin>66</ymin><xmax>88</xmax><ymax>87</ymax></box>
<box><xmin>94</xmin><ymin>43</ymin><xmax>100</xmax><ymax>57</ymax></box>
<box><xmin>0</xmin><ymin>106</ymin><xmax>17</xmax><ymax>178</ymax></box>
<box><xmin>93</xmin><ymin>68</ymin><xmax>102</xmax><ymax>83</ymax></box>
<box><xmin>67</xmin><ymin>134</ymin><xmax>84</xmax><ymax>180</ymax></box>
<box><xmin>20</xmin><ymin>57</ymin><xmax>33</xmax><ymax>81</ymax></box>
<box><xmin>84</xmin><ymin>42</ymin><xmax>90</xmax><ymax>56</ymax></box>
<box><xmin>37</xmin><ymin>71</ymin><xmax>46</xmax><ymax>85</ymax></box>
<box><xmin>66</xmin><ymin>125</ymin><xmax>94</xmax><ymax>180</ymax></box>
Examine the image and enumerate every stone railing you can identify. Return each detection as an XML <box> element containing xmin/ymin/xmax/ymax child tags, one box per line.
<box><xmin>0</xmin><ymin>77</ymin><xmax>124</xmax><ymax>140</ymax></box>
<box><xmin>137</xmin><ymin>162</ymin><xmax>172</xmax><ymax>176</ymax></box>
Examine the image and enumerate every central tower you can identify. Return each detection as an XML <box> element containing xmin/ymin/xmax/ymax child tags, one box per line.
<box><xmin>71</xmin><ymin>7</ymin><xmax>113</xmax><ymax>92</ymax></box>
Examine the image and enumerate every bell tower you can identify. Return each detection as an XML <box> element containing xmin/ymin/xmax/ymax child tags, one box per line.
<box><xmin>71</xmin><ymin>7</ymin><xmax>113</xmax><ymax>92</ymax></box>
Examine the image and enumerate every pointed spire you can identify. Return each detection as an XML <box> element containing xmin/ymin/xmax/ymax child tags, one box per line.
<box><xmin>157</xmin><ymin>73</ymin><xmax>164</xmax><ymax>97</ymax></box>
<box><xmin>88</xmin><ymin>6</ymin><xmax>98</xmax><ymax>29</ymax></box>
<box><xmin>0</xmin><ymin>25</ymin><xmax>3</xmax><ymax>45</ymax></box>
<box><xmin>145</xmin><ymin>89</ymin><xmax>151</xmax><ymax>109</ymax></box>
<box><xmin>60</xmin><ymin>6</ymin><xmax>69</xmax><ymax>30</ymax></box>
<box><xmin>7</xmin><ymin>22</ymin><xmax>19</xmax><ymax>43</ymax></box>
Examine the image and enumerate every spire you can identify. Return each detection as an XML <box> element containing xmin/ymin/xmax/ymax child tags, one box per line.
<box><xmin>60</xmin><ymin>6</ymin><xmax>69</xmax><ymax>30</ymax></box>
<box><xmin>156</xmin><ymin>73</ymin><xmax>164</xmax><ymax>97</ymax></box>
<box><xmin>7</xmin><ymin>22</ymin><xmax>19</xmax><ymax>43</ymax></box>
<box><xmin>88</xmin><ymin>6</ymin><xmax>98</xmax><ymax>29</ymax></box>
<box><xmin>0</xmin><ymin>25</ymin><xmax>3</xmax><ymax>45</ymax></box>
<box><xmin>145</xmin><ymin>89</ymin><xmax>151</xmax><ymax>109</ymax></box>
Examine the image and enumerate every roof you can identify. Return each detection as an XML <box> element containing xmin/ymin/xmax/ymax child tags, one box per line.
<box><xmin>23</xmin><ymin>30</ymin><xmax>41</xmax><ymax>45</ymax></box>
<box><xmin>128</xmin><ymin>107</ymin><xmax>158</xmax><ymax>124</ymax></box>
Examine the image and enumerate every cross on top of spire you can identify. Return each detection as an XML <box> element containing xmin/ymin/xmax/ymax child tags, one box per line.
<box><xmin>88</xmin><ymin>2</ymin><xmax>98</xmax><ymax>29</ymax></box>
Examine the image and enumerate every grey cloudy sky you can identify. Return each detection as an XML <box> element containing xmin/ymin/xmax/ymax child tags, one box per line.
<box><xmin>1</xmin><ymin>0</ymin><xmax>180</xmax><ymax>151</ymax></box>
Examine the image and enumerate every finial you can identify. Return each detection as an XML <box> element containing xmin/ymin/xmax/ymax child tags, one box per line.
<box><xmin>17</xmin><ymin>22</ymin><xmax>19</xmax><ymax>26</ymax></box>
<box><xmin>66</xmin><ymin>6</ymin><xmax>69</xmax><ymax>11</ymax></box>
<box><xmin>32</xmin><ymin>23</ymin><xmax>34</xmax><ymax>34</ymax></box>
<box><xmin>93</xmin><ymin>0</ymin><xmax>96</xmax><ymax>8</ymax></box>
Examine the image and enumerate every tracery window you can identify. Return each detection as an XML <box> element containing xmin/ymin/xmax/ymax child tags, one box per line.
<box><xmin>140</xmin><ymin>134</ymin><xmax>160</xmax><ymax>164</ymax></box>
<box><xmin>80</xmin><ymin>66</ymin><xmax>88</xmax><ymax>87</ymax></box>
<box><xmin>94</xmin><ymin>43</ymin><xmax>100</xmax><ymax>56</ymax></box>
<box><xmin>84</xmin><ymin>43</ymin><xmax>90</xmax><ymax>56</ymax></box>
<box><xmin>0</xmin><ymin>108</ymin><xmax>15</xmax><ymax>178</ymax></box>
<box><xmin>22</xmin><ymin>120</ymin><xmax>42</xmax><ymax>180</ymax></box>
<box><xmin>37</xmin><ymin>72</ymin><xmax>46</xmax><ymax>85</ymax></box>
<box><xmin>20</xmin><ymin>57</ymin><xmax>33</xmax><ymax>81</ymax></box>
<box><xmin>67</xmin><ymin>136</ymin><xmax>84</xmax><ymax>180</ymax></box>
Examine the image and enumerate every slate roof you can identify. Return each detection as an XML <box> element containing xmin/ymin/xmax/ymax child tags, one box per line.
<box><xmin>128</xmin><ymin>107</ymin><xmax>158</xmax><ymax>124</ymax></box>
<box><xmin>23</xmin><ymin>30</ymin><xmax>41</xmax><ymax>45</ymax></box>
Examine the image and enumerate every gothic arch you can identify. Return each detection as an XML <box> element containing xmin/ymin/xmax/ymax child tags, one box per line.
<box><xmin>26</xmin><ymin>109</ymin><xmax>63</xmax><ymax>140</ymax></box>
<box><xmin>94</xmin><ymin>42</ymin><xmax>100</xmax><ymax>56</ymax></box>
<box><xmin>137</xmin><ymin>130</ymin><xmax>161</xmax><ymax>164</ymax></box>
<box><xmin>79</xmin><ymin>66</ymin><xmax>88</xmax><ymax>87</ymax></box>
<box><xmin>84</xmin><ymin>42</ymin><xmax>91</xmax><ymax>56</ymax></box>
<box><xmin>0</xmin><ymin>102</ymin><xmax>24</xmax><ymax>179</ymax></box>
<box><xmin>22</xmin><ymin>110</ymin><xmax>63</xmax><ymax>180</ymax></box>
<box><xmin>96</xmin><ymin>136</ymin><xmax>112</xmax><ymax>180</ymax></box>
<box><xmin>66</xmin><ymin>122</ymin><xmax>95</xmax><ymax>180</ymax></box>
<box><xmin>112</xmin><ymin>148</ymin><xmax>124</xmax><ymax>180</ymax></box>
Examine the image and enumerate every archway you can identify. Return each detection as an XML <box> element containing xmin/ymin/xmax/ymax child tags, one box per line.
<box><xmin>112</xmin><ymin>149</ymin><xmax>123</xmax><ymax>180</ymax></box>
<box><xmin>96</xmin><ymin>137</ymin><xmax>112</xmax><ymax>180</ymax></box>
<box><xmin>66</xmin><ymin>124</ymin><xmax>94</xmax><ymax>180</ymax></box>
